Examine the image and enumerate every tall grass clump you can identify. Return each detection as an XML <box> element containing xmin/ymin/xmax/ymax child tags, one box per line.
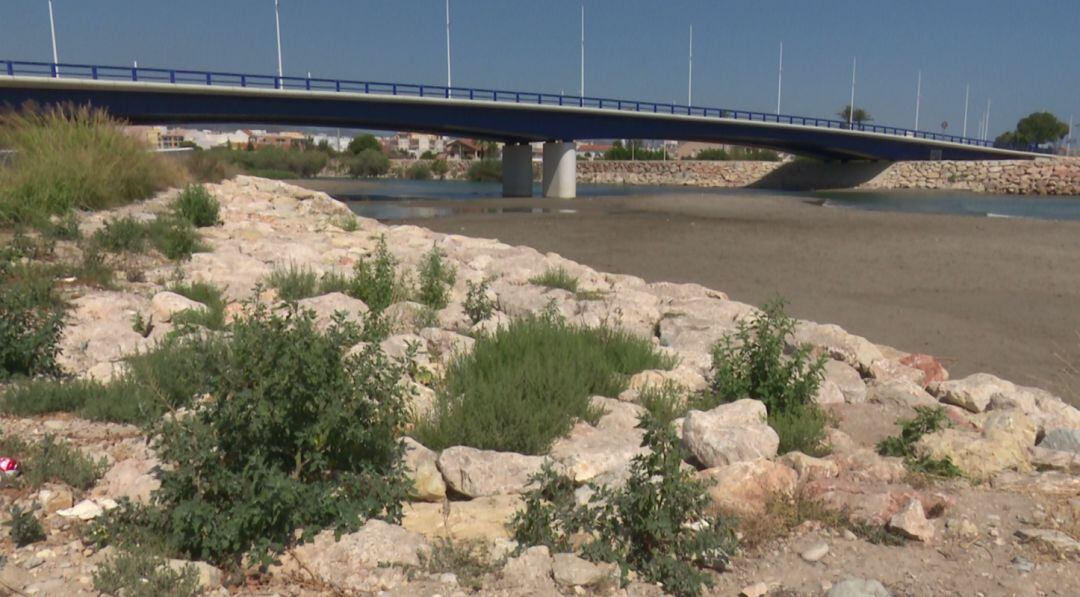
<box><xmin>414</xmin><ymin>315</ymin><xmax>676</xmax><ymax>454</ymax></box>
<box><xmin>267</xmin><ymin>262</ymin><xmax>320</xmax><ymax>301</ymax></box>
<box><xmin>168</xmin><ymin>280</ymin><xmax>227</xmax><ymax>330</ymax></box>
<box><xmin>405</xmin><ymin>161</ymin><xmax>433</xmax><ymax>180</ymax></box>
<box><xmin>530</xmin><ymin>266</ymin><xmax>579</xmax><ymax>293</ymax></box>
<box><xmin>701</xmin><ymin>300</ymin><xmax>829</xmax><ymax>456</ymax></box>
<box><xmin>0</xmin><ymin>105</ymin><xmax>182</xmax><ymax>225</ymax></box>
<box><xmin>0</xmin><ymin>432</ymin><xmax>107</xmax><ymax>491</ymax></box>
<box><xmin>466</xmin><ymin>159</ymin><xmax>502</xmax><ymax>182</ymax></box>
<box><xmin>877</xmin><ymin>406</ymin><xmax>963</xmax><ymax>478</ymax></box>
<box><xmin>172</xmin><ymin>184</ymin><xmax>220</xmax><ymax>227</ymax></box>
<box><xmin>349</xmin><ymin>236</ymin><xmax>407</xmax><ymax>312</ymax></box>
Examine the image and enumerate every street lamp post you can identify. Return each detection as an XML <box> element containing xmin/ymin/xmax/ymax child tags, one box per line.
<box><xmin>446</xmin><ymin>0</ymin><xmax>452</xmax><ymax>88</ymax></box>
<box><xmin>962</xmin><ymin>84</ymin><xmax>970</xmax><ymax>138</ymax></box>
<box><xmin>687</xmin><ymin>24</ymin><xmax>693</xmax><ymax>106</ymax></box>
<box><xmin>776</xmin><ymin>42</ymin><xmax>783</xmax><ymax>115</ymax></box>
<box><xmin>848</xmin><ymin>57</ymin><xmax>857</xmax><ymax>127</ymax></box>
<box><xmin>914</xmin><ymin>70</ymin><xmax>921</xmax><ymax>130</ymax></box>
<box><xmin>47</xmin><ymin>0</ymin><xmax>59</xmax><ymax>76</ymax></box>
<box><xmin>274</xmin><ymin>0</ymin><xmax>283</xmax><ymax>79</ymax></box>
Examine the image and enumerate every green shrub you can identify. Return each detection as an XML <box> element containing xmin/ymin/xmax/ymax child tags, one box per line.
<box><xmin>184</xmin><ymin>150</ymin><xmax>236</xmax><ymax>183</ymax></box>
<box><xmin>173</xmin><ymin>184</ymin><xmax>220</xmax><ymax>227</ymax></box>
<box><xmin>40</xmin><ymin>212</ymin><xmax>82</xmax><ymax>240</ymax></box>
<box><xmin>168</xmin><ymin>280</ymin><xmax>227</xmax><ymax>330</ymax></box>
<box><xmin>703</xmin><ymin>300</ymin><xmax>829</xmax><ymax>455</ymax></box>
<box><xmin>466</xmin><ymin>159</ymin><xmax>502</xmax><ymax>182</ymax></box>
<box><xmin>60</xmin><ymin>247</ymin><xmax>115</xmax><ymax>289</ymax></box>
<box><xmin>431</xmin><ymin>159</ymin><xmax>450</xmax><ymax>179</ymax></box>
<box><xmin>416</xmin><ymin>244</ymin><xmax>456</xmax><ymax>310</ymax></box>
<box><xmin>349</xmin><ymin>236</ymin><xmax>402</xmax><ymax>312</ymax></box>
<box><xmin>0</xmin><ymin>433</ymin><xmax>106</xmax><ymax>491</ymax></box>
<box><xmin>148</xmin><ymin>216</ymin><xmax>206</xmax><ymax>260</ymax></box>
<box><xmin>529</xmin><ymin>266</ymin><xmax>578</xmax><ymax>293</ymax></box>
<box><xmin>93</xmin><ymin>550</ymin><xmax>200</xmax><ymax>597</ymax></box>
<box><xmin>877</xmin><ymin>406</ymin><xmax>963</xmax><ymax>478</ymax></box>
<box><xmin>0</xmin><ymin>246</ymin><xmax>65</xmax><ymax>381</ymax></box>
<box><xmin>317</xmin><ymin>270</ymin><xmax>352</xmax><ymax>294</ymax></box>
<box><xmin>331</xmin><ymin>214</ymin><xmax>359</xmax><ymax>232</ymax></box>
<box><xmin>93</xmin><ymin>216</ymin><xmax>148</xmax><ymax>253</ymax></box>
<box><xmin>419</xmin><ymin>539</ymin><xmax>500</xmax><ymax>591</ymax></box>
<box><xmin>203</xmin><ymin>146</ymin><xmax>328</xmax><ymax>179</ymax></box>
<box><xmin>414</xmin><ymin>316</ymin><xmax>676</xmax><ymax>454</ymax></box>
<box><xmin>140</xmin><ymin>304</ymin><xmax>410</xmax><ymax>566</ymax></box>
<box><xmin>464</xmin><ymin>279</ymin><xmax>495</xmax><ymax>324</ymax></box>
<box><xmin>511</xmin><ymin>415</ymin><xmax>738</xmax><ymax>597</ymax></box>
<box><xmin>6</xmin><ymin>506</ymin><xmax>46</xmax><ymax>547</ymax></box>
<box><xmin>0</xmin><ymin>105</ymin><xmax>183</xmax><ymax>226</ymax></box>
<box><xmin>639</xmin><ymin>381</ymin><xmax>687</xmax><ymax>426</ymax></box>
<box><xmin>405</xmin><ymin>162</ymin><xmax>433</xmax><ymax>180</ymax></box>
<box><xmin>344</xmin><ymin>149</ymin><xmax>391</xmax><ymax>178</ymax></box>
<box><xmin>267</xmin><ymin>262</ymin><xmax>319</xmax><ymax>301</ymax></box>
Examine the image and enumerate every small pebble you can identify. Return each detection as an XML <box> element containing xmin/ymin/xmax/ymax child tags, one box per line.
<box><xmin>1012</xmin><ymin>556</ymin><xmax>1034</xmax><ymax>572</ymax></box>
<box><xmin>800</xmin><ymin>541</ymin><xmax>830</xmax><ymax>562</ymax></box>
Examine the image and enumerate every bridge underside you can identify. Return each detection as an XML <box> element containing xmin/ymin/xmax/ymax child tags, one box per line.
<box><xmin>0</xmin><ymin>78</ymin><xmax>1043</xmax><ymax>197</ymax></box>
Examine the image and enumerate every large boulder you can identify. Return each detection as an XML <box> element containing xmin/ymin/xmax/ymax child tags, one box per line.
<box><xmin>287</xmin><ymin>520</ymin><xmax>430</xmax><ymax>593</ymax></box>
<box><xmin>295</xmin><ymin>292</ymin><xmax>369</xmax><ymax>330</ymax></box>
<box><xmin>698</xmin><ymin>459</ymin><xmax>797</xmax><ymax>515</ymax></box>
<box><xmin>551</xmin><ymin>553</ymin><xmax>618</xmax><ymax>588</ymax></box>
<box><xmin>150</xmin><ymin>291</ymin><xmax>207</xmax><ymax>323</ymax></box>
<box><xmin>92</xmin><ymin>458</ymin><xmax>160</xmax><ymax>504</ymax></box>
<box><xmin>549</xmin><ymin>421</ymin><xmax>646</xmax><ymax>484</ymax></box>
<box><xmin>437</xmin><ymin>447</ymin><xmax>547</xmax><ymax>498</ymax></box>
<box><xmin>402</xmin><ymin>438</ymin><xmax>446</xmax><ymax>502</ymax></box>
<box><xmin>791</xmin><ymin>321</ymin><xmax>884</xmax><ymax>373</ymax></box>
<box><xmin>867</xmin><ymin>378</ymin><xmax>938</xmax><ymax>408</ymax></box>
<box><xmin>915</xmin><ymin>410</ymin><xmax>1035</xmax><ymax>480</ymax></box>
<box><xmin>1039</xmin><ymin>428</ymin><xmax>1080</xmax><ymax>455</ymax></box>
<box><xmin>931</xmin><ymin>373</ymin><xmax>1014</xmax><ymax>413</ymax></box>
<box><xmin>682</xmin><ymin>400</ymin><xmax>779</xmax><ymax>468</ymax></box>
<box><xmin>403</xmin><ymin>494</ymin><xmax>522</xmax><ymax>541</ymax></box>
<box><xmin>823</xmin><ymin>360</ymin><xmax>867</xmax><ymax>404</ymax></box>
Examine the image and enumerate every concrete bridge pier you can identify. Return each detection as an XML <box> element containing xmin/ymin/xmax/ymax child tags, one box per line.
<box><xmin>542</xmin><ymin>141</ymin><xmax>577</xmax><ymax>199</ymax></box>
<box><xmin>501</xmin><ymin>143</ymin><xmax>533</xmax><ymax>197</ymax></box>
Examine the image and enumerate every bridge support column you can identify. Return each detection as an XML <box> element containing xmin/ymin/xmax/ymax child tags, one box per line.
<box><xmin>501</xmin><ymin>143</ymin><xmax>533</xmax><ymax>197</ymax></box>
<box><xmin>542</xmin><ymin>141</ymin><xmax>576</xmax><ymax>199</ymax></box>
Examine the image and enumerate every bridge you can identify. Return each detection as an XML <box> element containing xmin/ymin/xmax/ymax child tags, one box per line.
<box><xmin>0</xmin><ymin>60</ymin><xmax>1050</xmax><ymax>198</ymax></box>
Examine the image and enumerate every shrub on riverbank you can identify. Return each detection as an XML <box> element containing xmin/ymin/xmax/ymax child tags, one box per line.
<box><xmin>701</xmin><ymin>300</ymin><xmax>829</xmax><ymax>455</ymax></box>
<box><xmin>414</xmin><ymin>315</ymin><xmax>677</xmax><ymax>454</ymax></box>
<box><xmin>172</xmin><ymin>184</ymin><xmax>220</xmax><ymax>228</ymax></box>
<box><xmin>92</xmin><ymin>213</ymin><xmax>206</xmax><ymax>261</ymax></box>
<box><xmin>0</xmin><ymin>432</ymin><xmax>107</xmax><ymax>492</ymax></box>
<box><xmin>877</xmin><ymin>407</ymin><xmax>963</xmax><ymax>478</ymax></box>
<box><xmin>0</xmin><ymin>105</ymin><xmax>182</xmax><ymax>226</ymax></box>
<box><xmin>530</xmin><ymin>266</ymin><xmax>579</xmax><ymax>293</ymax></box>
<box><xmin>466</xmin><ymin>159</ymin><xmax>502</xmax><ymax>182</ymax></box>
<box><xmin>343</xmin><ymin>149</ymin><xmax>391</xmax><ymax>178</ymax></box>
<box><xmin>417</xmin><ymin>244</ymin><xmax>456</xmax><ymax>310</ymax></box>
<box><xmin>693</xmin><ymin>147</ymin><xmax>781</xmax><ymax>161</ymax></box>
<box><xmin>203</xmin><ymin>146</ymin><xmax>328</xmax><ymax>179</ymax></box>
<box><xmin>405</xmin><ymin>161</ymin><xmax>433</xmax><ymax>180</ymax></box>
<box><xmin>0</xmin><ymin>237</ymin><xmax>65</xmax><ymax>381</ymax></box>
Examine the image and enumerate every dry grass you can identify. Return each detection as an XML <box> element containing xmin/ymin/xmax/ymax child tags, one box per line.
<box><xmin>736</xmin><ymin>490</ymin><xmax>849</xmax><ymax>549</ymax></box>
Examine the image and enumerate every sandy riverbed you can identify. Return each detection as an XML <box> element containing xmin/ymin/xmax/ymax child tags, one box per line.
<box><xmin>309</xmin><ymin>188</ymin><xmax>1080</xmax><ymax>405</ymax></box>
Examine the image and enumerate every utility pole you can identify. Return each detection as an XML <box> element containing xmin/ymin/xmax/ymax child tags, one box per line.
<box><xmin>687</xmin><ymin>24</ymin><xmax>693</xmax><ymax>106</ymax></box>
<box><xmin>1069</xmin><ymin>115</ymin><xmax>1074</xmax><ymax>156</ymax></box>
<box><xmin>580</xmin><ymin>3</ymin><xmax>585</xmax><ymax>97</ymax></box>
<box><xmin>445</xmin><ymin>0</ymin><xmax>452</xmax><ymax>88</ymax></box>
<box><xmin>47</xmin><ymin>0</ymin><xmax>59</xmax><ymax>76</ymax></box>
<box><xmin>274</xmin><ymin>0</ymin><xmax>283</xmax><ymax>79</ymax></box>
<box><xmin>776</xmin><ymin>42</ymin><xmax>783</xmax><ymax>114</ymax></box>
<box><xmin>914</xmin><ymin>70</ymin><xmax>922</xmax><ymax>130</ymax></box>
<box><xmin>985</xmin><ymin>99</ymin><xmax>991</xmax><ymax>141</ymax></box>
<box><xmin>849</xmin><ymin>57</ymin><xmax>857</xmax><ymax>127</ymax></box>
<box><xmin>962</xmin><ymin>84</ymin><xmax>970</xmax><ymax>138</ymax></box>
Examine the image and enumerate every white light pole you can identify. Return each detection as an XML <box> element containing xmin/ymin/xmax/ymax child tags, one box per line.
<box><xmin>962</xmin><ymin>84</ymin><xmax>970</xmax><ymax>138</ymax></box>
<box><xmin>580</xmin><ymin>3</ymin><xmax>585</xmax><ymax>97</ymax></box>
<box><xmin>445</xmin><ymin>0</ymin><xmax>452</xmax><ymax>88</ymax></box>
<box><xmin>1069</xmin><ymin>115</ymin><xmax>1074</xmax><ymax>156</ymax></box>
<box><xmin>848</xmin><ymin>57</ymin><xmax>857</xmax><ymax>127</ymax></box>
<box><xmin>687</xmin><ymin>24</ymin><xmax>693</xmax><ymax>106</ymax></box>
<box><xmin>47</xmin><ymin>0</ymin><xmax>59</xmax><ymax>76</ymax></box>
<box><xmin>776</xmin><ymin>42</ymin><xmax>783</xmax><ymax>114</ymax></box>
<box><xmin>914</xmin><ymin>70</ymin><xmax>922</xmax><ymax>130</ymax></box>
<box><xmin>985</xmin><ymin>99</ymin><xmax>991</xmax><ymax>141</ymax></box>
<box><xmin>274</xmin><ymin>0</ymin><xmax>283</xmax><ymax>78</ymax></box>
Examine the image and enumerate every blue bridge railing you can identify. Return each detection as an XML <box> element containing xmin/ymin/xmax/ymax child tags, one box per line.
<box><xmin>1</xmin><ymin>60</ymin><xmax>1048</xmax><ymax>154</ymax></box>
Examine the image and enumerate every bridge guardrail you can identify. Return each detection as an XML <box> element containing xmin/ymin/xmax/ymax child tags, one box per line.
<box><xmin>0</xmin><ymin>60</ymin><xmax>1050</xmax><ymax>154</ymax></box>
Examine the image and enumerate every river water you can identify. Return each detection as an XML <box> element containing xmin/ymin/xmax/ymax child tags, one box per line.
<box><xmin>299</xmin><ymin>178</ymin><xmax>1080</xmax><ymax>222</ymax></box>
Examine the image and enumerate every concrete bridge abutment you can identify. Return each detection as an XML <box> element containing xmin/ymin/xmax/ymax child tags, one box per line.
<box><xmin>501</xmin><ymin>143</ymin><xmax>533</xmax><ymax>197</ymax></box>
<box><xmin>542</xmin><ymin>141</ymin><xmax>577</xmax><ymax>199</ymax></box>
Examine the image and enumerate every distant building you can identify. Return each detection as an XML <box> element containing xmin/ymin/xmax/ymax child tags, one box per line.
<box><xmin>444</xmin><ymin>139</ymin><xmax>481</xmax><ymax>160</ymax></box>
<box><xmin>390</xmin><ymin>132</ymin><xmax>447</xmax><ymax>158</ymax></box>
<box><xmin>577</xmin><ymin>142</ymin><xmax>613</xmax><ymax>160</ymax></box>
<box><xmin>249</xmin><ymin>131</ymin><xmax>309</xmax><ymax>150</ymax></box>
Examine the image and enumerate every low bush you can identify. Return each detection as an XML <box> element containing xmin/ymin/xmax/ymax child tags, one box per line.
<box><xmin>40</xmin><ymin>212</ymin><xmax>82</xmax><ymax>240</ymax></box>
<box><xmin>702</xmin><ymin>300</ymin><xmax>829</xmax><ymax>455</ymax></box>
<box><xmin>0</xmin><ymin>241</ymin><xmax>65</xmax><ymax>380</ymax></box>
<box><xmin>93</xmin><ymin>549</ymin><xmax>200</xmax><ymax>597</ymax></box>
<box><xmin>349</xmin><ymin>236</ymin><xmax>405</xmax><ymax>312</ymax></box>
<box><xmin>204</xmin><ymin>146</ymin><xmax>328</xmax><ymax>179</ymax></box>
<box><xmin>135</xmin><ymin>304</ymin><xmax>410</xmax><ymax>567</ymax></box>
<box><xmin>184</xmin><ymin>150</ymin><xmax>236</xmax><ymax>183</ymax></box>
<box><xmin>413</xmin><ymin>315</ymin><xmax>676</xmax><ymax>454</ymax></box>
<box><xmin>464</xmin><ymin>278</ymin><xmax>495</xmax><ymax>324</ymax></box>
<box><xmin>168</xmin><ymin>280</ymin><xmax>226</xmax><ymax>330</ymax></box>
<box><xmin>431</xmin><ymin>159</ymin><xmax>450</xmax><ymax>179</ymax></box>
<box><xmin>92</xmin><ymin>214</ymin><xmax>205</xmax><ymax>261</ymax></box>
<box><xmin>416</xmin><ymin>244</ymin><xmax>456</xmax><ymax>310</ymax></box>
<box><xmin>511</xmin><ymin>415</ymin><xmax>738</xmax><ymax>597</ymax></box>
<box><xmin>93</xmin><ymin>216</ymin><xmax>148</xmax><ymax>253</ymax></box>
<box><xmin>0</xmin><ymin>433</ymin><xmax>106</xmax><ymax>491</ymax></box>
<box><xmin>267</xmin><ymin>262</ymin><xmax>319</xmax><ymax>301</ymax></box>
<box><xmin>405</xmin><ymin>162</ymin><xmax>433</xmax><ymax>180</ymax></box>
<box><xmin>0</xmin><ymin>105</ymin><xmax>183</xmax><ymax>226</ymax></box>
<box><xmin>639</xmin><ymin>381</ymin><xmax>688</xmax><ymax>426</ymax></box>
<box><xmin>173</xmin><ymin>184</ymin><xmax>220</xmax><ymax>228</ymax></box>
<box><xmin>529</xmin><ymin>266</ymin><xmax>578</xmax><ymax>293</ymax></box>
<box><xmin>147</xmin><ymin>216</ymin><xmax>206</xmax><ymax>260</ymax></box>
<box><xmin>877</xmin><ymin>406</ymin><xmax>963</xmax><ymax>478</ymax></box>
<box><xmin>418</xmin><ymin>539</ymin><xmax>500</xmax><ymax>591</ymax></box>
<box><xmin>466</xmin><ymin>159</ymin><xmax>502</xmax><ymax>182</ymax></box>
<box><xmin>6</xmin><ymin>506</ymin><xmax>46</xmax><ymax>547</ymax></box>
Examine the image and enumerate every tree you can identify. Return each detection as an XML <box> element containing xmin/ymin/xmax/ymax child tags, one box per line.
<box><xmin>419</xmin><ymin>150</ymin><xmax>436</xmax><ymax>159</ymax></box>
<box><xmin>344</xmin><ymin>149</ymin><xmax>390</xmax><ymax>177</ymax></box>
<box><xmin>838</xmin><ymin>105</ymin><xmax>873</xmax><ymax>125</ymax></box>
<box><xmin>430</xmin><ymin>159</ymin><xmax>449</xmax><ymax>179</ymax></box>
<box><xmin>347</xmin><ymin>134</ymin><xmax>382</xmax><ymax>155</ymax></box>
<box><xmin>1012</xmin><ymin>112</ymin><xmax>1068</xmax><ymax>146</ymax></box>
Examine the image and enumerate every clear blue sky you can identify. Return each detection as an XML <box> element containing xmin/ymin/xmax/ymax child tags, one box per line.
<box><xmin>1</xmin><ymin>0</ymin><xmax>1077</xmax><ymax>138</ymax></box>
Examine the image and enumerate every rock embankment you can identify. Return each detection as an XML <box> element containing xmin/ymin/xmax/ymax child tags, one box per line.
<box><xmin>2</xmin><ymin>176</ymin><xmax>1078</xmax><ymax>596</ymax></box>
